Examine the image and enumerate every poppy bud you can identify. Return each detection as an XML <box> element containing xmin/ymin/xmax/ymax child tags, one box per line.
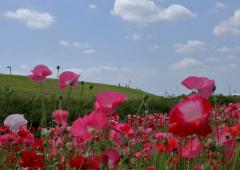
<box><xmin>143</xmin><ymin>95</ymin><xmax>149</xmax><ymax>101</ymax></box>
<box><xmin>209</xmin><ymin>141</ymin><xmax>217</xmax><ymax>151</ymax></box>
<box><xmin>89</xmin><ymin>85</ymin><xmax>94</xmax><ymax>90</ymax></box>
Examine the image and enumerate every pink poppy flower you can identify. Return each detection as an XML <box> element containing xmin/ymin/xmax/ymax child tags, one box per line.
<box><xmin>94</xmin><ymin>91</ymin><xmax>127</xmax><ymax>115</ymax></box>
<box><xmin>182</xmin><ymin>138</ymin><xmax>201</xmax><ymax>159</ymax></box>
<box><xmin>70</xmin><ymin>112</ymin><xmax>108</xmax><ymax>142</ymax></box>
<box><xmin>70</xmin><ymin>117</ymin><xmax>93</xmax><ymax>142</ymax></box>
<box><xmin>154</xmin><ymin>132</ymin><xmax>173</xmax><ymax>141</ymax></box>
<box><xmin>52</xmin><ymin>110</ymin><xmax>69</xmax><ymax>125</ymax></box>
<box><xmin>213</xmin><ymin>127</ymin><xmax>235</xmax><ymax>161</ymax></box>
<box><xmin>0</xmin><ymin>134</ymin><xmax>13</xmax><ymax>146</ymax></box>
<box><xmin>54</xmin><ymin>125</ymin><xmax>68</xmax><ymax>136</ymax></box>
<box><xmin>28</xmin><ymin>64</ymin><xmax>52</xmax><ymax>82</ymax></box>
<box><xmin>4</xmin><ymin>114</ymin><xmax>28</xmax><ymax>132</ymax></box>
<box><xmin>59</xmin><ymin>71</ymin><xmax>80</xmax><ymax>89</ymax></box>
<box><xmin>85</xmin><ymin>111</ymin><xmax>109</xmax><ymax>130</ymax></box>
<box><xmin>169</xmin><ymin>94</ymin><xmax>212</xmax><ymax>137</ymax></box>
<box><xmin>101</xmin><ymin>149</ymin><xmax>120</xmax><ymax>168</ymax></box>
<box><xmin>110</xmin><ymin>130</ymin><xmax>124</xmax><ymax>145</ymax></box>
<box><xmin>181</xmin><ymin>76</ymin><xmax>215</xmax><ymax>98</ymax></box>
<box><xmin>112</xmin><ymin>122</ymin><xmax>133</xmax><ymax>137</ymax></box>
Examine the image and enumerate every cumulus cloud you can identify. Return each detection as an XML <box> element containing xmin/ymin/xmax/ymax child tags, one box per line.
<box><xmin>131</xmin><ymin>33</ymin><xmax>142</xmax><ymax>41</ymax></box>
<box><xmin>149</xmin><ymin>45</ymin><xmax>160</xmax><ymax>50</ymax></box>
<box><xmin>168</xmin><ymin>57</ymin><xmax>203</xmax><ymax>71</ymax></box>
<box><xmin>58</xmin><ymin>40</ymin><xmax>71</xmax><ymax>47</ymax></box>
<box><xmin>213</xmin><ymin>9</ymin><xmax>240</xmax><ymax>36</ymax></box>
<box><xmin>19</xmin><ymin>64</ymin><xmax>29</xmax><ymax>69</ymax></box>
<box><xmin>175</xmin><ymin>40</ymin><xmax>207</xmax><ymax>53</ymax></box>
<box><xmin>65</xmin><ymin>66</ymin><xmax>158</xmax><ymax>89</ymax></box>
<box><xmin>5</xmin><ymin>9</ymin><xmax>55</xmax><ymax>29</ymax></box>
<box><xmin>215</xmin><ymin>2</ymin><xmax>226</xmax><ymax>11</ymax></box>
<box><xmin>89</xmin><ymin>4</ymin><xmax>97</xmax><ymax>10</ymax></box>
<box><xmin>216</xmin><ymin>46</ymin><xmax>240</xmax><ymax>53</ymax></box>
<box><xmin>111</xmin><ymin>0</ymin><xmax>195</xmax><ymax>23</ymax></box>
<box><xmin>58</xmin><ymin>40</ymin><xmax>96</xmax><ymax>54</ymax></box>
<box><xmin>217</xmin><ymin>64</ymin><xmax>239</xmax><ymax>73</ymax></box>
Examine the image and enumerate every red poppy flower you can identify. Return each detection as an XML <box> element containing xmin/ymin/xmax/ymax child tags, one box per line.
<box><xmin>69</xmin><ymin>155</ymin><xmax>89</xmax><ymax>169</ymax></box>
<box><xmin>165</xmin><ymin>138</ymin><xmax>179</xmax><ymax>152</ymax></box>
<box><xmin>156</xmin><ymin>143</ymin><xmax>165</xmax><ymax>153</ymax></box>
<box><xmin>28</xmin><ymin>64</ymin><xmax>52</xmax><ymax>82</ymax></box>
<box><xmin>20</xmin><ymin>150</ymin><xmax>44</xmax><ymax>168</ymax></box>
<box><xmin>90</xmin><ymin>156</ymin><xmax>101</xmax><ymax>170</ymax></box>
<box><xmin>181</xmin><ymin>76</ymin><xmax>215</xmax><ymax>98</ymax></box>
<box><xmin>144</xmin><ymin>167</ymin><xmax>157</xmax><ymax>170</ymax></box>
<box><xmin>59</xmin><ymin>71</ymin><xmax>80</xmax><ymax>89</ymax></box>
<box><xmin>0</xmin><ymin>125</ymin><xmax>9</xmax><ymax>133</ymax></box>
<box><xmin>169</xmin><ymin>94</ymin><xmax>212</xmax><ymax>137</ymax></box>
<box><xmin>33</xmin><ymin>138</ymin><xmax>44</xmax><ymax>150</ymax></box>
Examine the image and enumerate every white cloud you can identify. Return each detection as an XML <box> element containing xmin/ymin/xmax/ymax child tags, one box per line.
<box><xmin>204</xmin><ymin>57</ymin><xmax>219</xmax><ymax>63</ymax></box>
<box><xmin>111</xmin><ymin>0</ymin><xmax>195</xmax><ymax>23</ymax></box>
<box><xmin>131</xmin><ymin>33</ymin><xmax>142</xmax><ymax>41</ymax></box>
<box><xmin>58</xmin><ymin>40</ymin><xmax>71</xmax><ymax>47</ymax></box>
<box><xmin>168</xmin><ymin>57</ymin><xmax>203</xmax><ymax>71</ymax></box>
<box><xmin>149</xmin><ymin>44</ymin><xmax>160</xmax><ymax>50</ymax></box>
<box><xmin>5</xmin><ymin>9</ymin><xmax>55</xmax><ymax>29</ymax></box>
<box><xmin>175</xmin><ymin>40</ymin><xmax>207</xmax><ymax>53</ymax></box>
<box><xmin>216</xmin><ymin>2</ymin><xmax>226</xmax><ymax>11</ymax></box>
<box><xmin>65</xmin><ymin>66</ymin><xmax>158</xmax><ymax>89</ymax></box>
<box><xmin>213</xmin><ymin>9</ymin><xmax>240</xmax><ymax>36</ymax></box>
<box><xmin>216</xmin><ymin>46</ymin><xmax>240</xmax><ymax>53</ymax></box>
<box><xmin>89</xmin><ymin>4</ymin><xmax>97</xmax><ymax>10</ymax></box>
<box><xmin>19</xmin><ymin>64</ymin><xmax>29</xmax><ymax>69</ymax></box>
<box><xmin>221</xmin><ymin>64</ymin><xmax>238</xmax><ymax>72</ymax></box>
<box><xmin>58</xmin><ymin>40</ymin><xmax>96</xmax><ymax>54</ymax></box>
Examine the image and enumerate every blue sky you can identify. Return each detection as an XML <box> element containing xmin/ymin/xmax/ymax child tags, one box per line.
<box><xmin>0</xmin><ymin>0</ymin><xmax>240</xmax><ymax>95</ymax></box>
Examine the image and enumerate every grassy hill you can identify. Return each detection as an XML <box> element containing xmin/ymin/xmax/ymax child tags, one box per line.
<box><xmin>0</xmin><ymin>74</ymin><xmax>157</xmax><ymax>100</ymax></box>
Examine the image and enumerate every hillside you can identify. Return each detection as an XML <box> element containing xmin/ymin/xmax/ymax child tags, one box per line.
<box><xmin>0</xmin><ymin>74</ymin><xmax>157</xmax><ymax>100</ymax></box>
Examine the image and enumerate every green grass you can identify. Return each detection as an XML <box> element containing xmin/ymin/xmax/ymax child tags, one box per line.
<box><xmin>0</xmin><ymin>74</ymin><xmax>157</xmax><ymax>100</ymax></box>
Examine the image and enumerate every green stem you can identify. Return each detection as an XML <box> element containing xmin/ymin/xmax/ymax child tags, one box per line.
<box><xmin>136</xmin><ymin>99</ymin><xmax>145</xmax><ymax>115</ymax></box>
<box><xmin>66</xmin><ymin>86</ymin><xmax>72</xmax><ymax>121</ymax></box>
<box><xmin>76</xmin><ymin>83</ymin><xmax>84</xmax><ymax>115</ymax></box>
<box><xmin>40</xmin><ymin>82</ymin><xmax>46</xmax><ymax>127</ymax></box>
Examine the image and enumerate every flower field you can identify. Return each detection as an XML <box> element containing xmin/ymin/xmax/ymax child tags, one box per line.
<box><xmin>0</xmin><ymin>65</ymin><xmax>240</xmax><ymax>170</ymax></box>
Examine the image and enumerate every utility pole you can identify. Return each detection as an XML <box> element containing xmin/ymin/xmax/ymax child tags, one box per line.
<box><xmin>56</xmin><ymin>65</ymin><xmax>60</xmax><ymax>78</ymax></box>
<box><xmin>128</xmin><ymin>80</ymin><xmax>131</xmax><ymax>88</ymax></box>
<box><xmin>7</xmin><ymin>66</ymin><xmax>12</xmax><ymax>76</ymax></box>
<box><xmin>228</xmin><ymin>85</ymin><xmax>231</xmax><ymax>96</ymax></box>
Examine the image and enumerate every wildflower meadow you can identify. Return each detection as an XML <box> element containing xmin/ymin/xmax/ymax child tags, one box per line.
<box><xmin>0</xmin><ymin>64</ymin><xmax>239</xmax><ymax>170</ymax></box>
